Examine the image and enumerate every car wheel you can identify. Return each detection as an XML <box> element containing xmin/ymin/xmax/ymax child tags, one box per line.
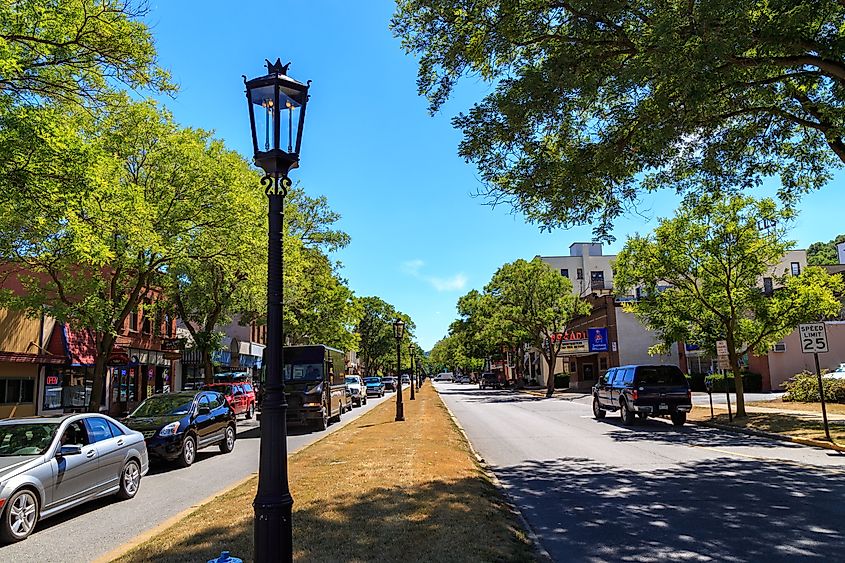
<box><xmin>592</xmin><ymin>396</ymin><xmax>606</xmax><ymax>419</ymax></box>
<box><xmin>363</xmin><ymin>396</ymin><xmax>367</xmax><ymax>405</ymax></box>
<box><xmin>246</xmin><ymin>403</ymin><xmax>254</xmax><ymax>419</ymax></box>
<box><xmin>620</xmin><ymin>400</ymin><xmax>635</xmax><ymax>426</ymax></box>
<box><xmin>0</xmin><ymin>488</ymin><xmax>39</xmax><ymax>543</ymax></box>
<box><xmin>317</xmin><ymin>407</ymin><xmax>328</xmax><ymax>431</ymax></box>
<box><xmin>637</xmin><ymin>413</ymin><xmax>648</xmax><ymax>422</ymax></box>
<box><xmin>176</xmin><ymin>434</ymin><xmax>196</xmax><ymax>468</ymax></box>
<box><xmin>219</xmin><ymin>424</ymin><xmax>236</xmax><ymax>453</ymax></box>
<box><xmin>671</xmin><ymin>412</ymin><xmax>687</xmax><ymax>426</ymax></box>
<box><xmin>117</xmin><ymin>459</ymin><xmax>142</xmax><ymax>500</ymax></box>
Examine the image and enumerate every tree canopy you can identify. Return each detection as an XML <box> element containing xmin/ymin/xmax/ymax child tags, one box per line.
<box><xmin>393</xmin><ymin>0</ymin><xmax>845</xmax><ymax>239</ymax></box>
<box><xmin>614</xmin><ymin>194</ymin><xmax>844</xmax><ymax>416</ymax></box>
<box><xmin>807</xmin><ymin>233</ymin><xmax>845</xmax><ymax>265</ymax></box>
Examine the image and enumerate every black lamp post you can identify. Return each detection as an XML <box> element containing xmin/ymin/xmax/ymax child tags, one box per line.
<box><xmin>416</xmin><ymin>353</ymin><xmax>422</xmax><ymax>390</ymax></box>
<box><xmin>409</xmin><ymin>342</ymin><xmax>415</xmax><ymax>400</ymax></box>
<box><xmin>393</xmin><ymin>319</ymin><xmax>405</xmax><ymax>421</ymax></box>
<box><xmin>243</xmin><ymin>58</ymin><xmax>310</xmax><ymax>563</ymax></box>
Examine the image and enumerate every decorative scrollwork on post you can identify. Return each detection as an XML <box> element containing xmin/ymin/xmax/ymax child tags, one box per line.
<box><xmin>261</xmin><ymin>174</ymin><xmax>292</xmax><ymax>197</ymax></box>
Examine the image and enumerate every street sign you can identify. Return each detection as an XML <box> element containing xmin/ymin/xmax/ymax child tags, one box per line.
<box><xmin>799</xmin><ymin>323</ymin><xmax>829</xmax><ymax>354</ymax></box>
<box><xmin>716</xmin><ymin>340</ymin><xmax>729</xmax><ymax>357</ymax></box>
<box><xmin>717</xmin><ymin>357</ymin><xmax>731</xmax><ymax>369</ymax></box>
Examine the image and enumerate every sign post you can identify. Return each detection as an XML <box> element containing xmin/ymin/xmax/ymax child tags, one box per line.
<box><xmin>798</xmin><ymin>323</ymin><xmax>831</xmax><ymax>441</ymax></box>
<box><xmin>716</xmin><ymin>340</ymin><xmax>732</xmax><ymax>423</ymax></box>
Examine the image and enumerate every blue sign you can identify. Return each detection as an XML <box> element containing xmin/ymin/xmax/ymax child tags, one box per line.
<box><xmin>588</xmin><ymin>328</ymin><xmax>609</xmax><ymax>352</ymax></box>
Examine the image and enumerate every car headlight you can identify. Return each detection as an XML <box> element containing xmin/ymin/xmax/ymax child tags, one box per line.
<box><xmin>159</xmin><ymin>421</ymin><xmax>180</xmax><ymax>437</ymax></box>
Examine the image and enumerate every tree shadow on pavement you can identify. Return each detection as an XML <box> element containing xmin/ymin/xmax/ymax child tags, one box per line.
<box><xmin>597</xmin><ymin>416</ymin><xmax>806</xmax><ymax>449</ymax></box>
<box><xmin>112</xmin><ymin>477</ymin><xmax>535</xmax><ymax>563</ymax></box>
<box><xmin>493</xmin><ymin>456</ymin><xmax>845</xmax><ymax>562</ymax></box>
<box><xmin>436</xmin><ymin>387</ymin><xmax>545</xmax><ymax>405</ymax></box>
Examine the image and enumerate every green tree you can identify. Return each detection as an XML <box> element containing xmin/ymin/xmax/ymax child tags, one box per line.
<box><xmin>0</xmin><ymin>101</ymin><xmax>253</xmax><ymax>411</ymax></box>
<box><xmin>807</xmin><ymin>234</ymin><xmax>845</xmax><ymax>266</ymax></box>
<box><xmin>393</xmin><ymin>1</ymin><xmax>845</xmax><ymax>238</ymax></box>
<box><xmin>354</xmin><ymin>297</ymin><xmax>415</xmax><ymax>375</ymax></box>
<box><xmin>486</xmin><ymin>258</ymin><xmax>590</xmax><ymax>397</ymax></box>
<box><xmin>614</xmin><ymin>195</ymin><xmax>844</xmax><ymax>417</ymax></box>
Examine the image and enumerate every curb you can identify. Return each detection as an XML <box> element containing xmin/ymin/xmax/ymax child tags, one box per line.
<box><xmin>433</xmin><ymin>386</ymin><xmax>554</xmax><ymax>562</ymax></box>
<box><xmin>692</xmin><ymin>419</ymin><xmax>845</xmax><ymax>453</ymax></box>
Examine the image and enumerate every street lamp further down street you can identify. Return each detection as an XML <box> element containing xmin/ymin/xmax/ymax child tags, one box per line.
<box><xmin>393</xmin><ymin>318</ymin><xmax>405</xmax><ymax>421</ymax></box>
<box><xmin>243</xmin><ymin>58</ymin><xmax>310</xmax><ymax>563</ymax></box>
<box><xmin>409</xmin><ymin>341</ymin><xmax>415</xmax><ymax>401</ymax></box>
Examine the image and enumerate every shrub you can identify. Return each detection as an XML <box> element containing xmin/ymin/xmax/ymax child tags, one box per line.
<box><xmin>783</xmin><ymin>371</ymin><xmax>845</xmax><ymax>403</ymax></box>
<box><xmin>704</xmin><ymin>371</ymin><xmax>763</xmax><ymax>393</ymax></box>
<box><xmin>554</xmin><ymin>373</ymin><xmax>570</xmax><ymax>389</ymax></box>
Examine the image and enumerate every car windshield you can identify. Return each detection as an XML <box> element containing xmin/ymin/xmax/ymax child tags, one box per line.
<box><xmin>637</xmin><ymin>366</ymin><xmax>687</xmax><ymax>386</ymax></box>
<box><xmin>364</xmin><ymin>378</ymin><xmax>381</xmax><ymax>384</ymax></box>
<box><xmin>345</xmin><ymin>377</ymin><xmax>359</xmax><ymax>384</ymax></box>
<box><xmin>0</xmin><ymin>422</ymin><xmax>60</xmax><ymax>456</ymax></box>
<box><xmin>130</xmin><ymin>395</ymin><xmax>194</xmax><ymax>417</ymax></box>
<box><xmin>285</xmin><ymin>363</ymin><xmax>323</xmax><ymax>382</ymax></box>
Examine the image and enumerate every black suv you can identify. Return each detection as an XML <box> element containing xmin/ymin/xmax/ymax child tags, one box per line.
<box><xmin>592</xmin><ymin>365</ymin><xmax>691</xmax><ymax>426</ymax></box>
<box><xmin>479</xmin><ymin>372</ymin><xmax>501</xmax><ymax>390</ymax></box>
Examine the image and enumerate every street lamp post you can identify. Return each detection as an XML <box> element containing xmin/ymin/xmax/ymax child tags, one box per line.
<box><xmin>393</xmin><ymin>319</ymin><xmax>405</xmax><ymax>421</ymax></box>
<box><xmin>409</xmin><ymin>342</ymin><xmax>415</xmax><ymax>401</ymax></box>
<box><xmin>243</xmin><ymin>58</ymin><xmax>310</xmax><ymax>563</ymax></box>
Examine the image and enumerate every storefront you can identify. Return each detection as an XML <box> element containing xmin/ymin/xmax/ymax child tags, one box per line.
<box><xmin>108</xmin><ymin>348</ymin><xmax>173</xmax><ymax>416</ymax></box>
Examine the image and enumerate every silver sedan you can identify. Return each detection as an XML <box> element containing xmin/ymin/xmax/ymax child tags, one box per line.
<box><xmin>0</xmin><ymin>413</ymin><xmax>148</xmax><ymax>542</ymax></box>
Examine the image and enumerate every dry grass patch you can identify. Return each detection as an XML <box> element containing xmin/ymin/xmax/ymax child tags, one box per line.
<box><xmin>112</xmin><ymin>385</ymin><xmax>535</xmax><ymax>563</ymax></box>
<box><xmin>690</xmin><ymin>406</ymin><xmax>845</xmax><ymax>444</ymax></box>
<box><xmin>747</xmin><ymin>398</ymin><xmax>845</xmax><ymax>416</ymax></box>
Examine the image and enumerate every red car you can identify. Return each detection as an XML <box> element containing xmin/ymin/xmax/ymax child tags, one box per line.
<box><xmin>202</xmin><ymin>382</ymin><xmax>256</xmax><ymax>419</ymax></box>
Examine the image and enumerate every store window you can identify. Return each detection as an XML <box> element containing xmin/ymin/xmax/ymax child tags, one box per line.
<box><xmin>43</xmin><ymin>367</ymin><xmax>100</xmax><ymax>411</ymax></box>
<box><xmin>0</xmin><ymin>378</ymin><xmax>35</xmax><ymax>404</ymax></box>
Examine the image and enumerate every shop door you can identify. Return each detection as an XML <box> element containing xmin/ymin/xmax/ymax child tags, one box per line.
<box><xmin>583</xmin><ymin>363</ymin><xmax>595</xmax><ymax>382</ymax></box>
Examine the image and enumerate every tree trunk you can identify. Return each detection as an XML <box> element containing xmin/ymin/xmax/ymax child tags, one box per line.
<box><xmin>203</xmin><ymin>347</ymin><xmax>214</xmax><ymax>384</ymax></box>
<box><xmin>545</xmin><ymin>355</ymin><xmax>556</xmax><ymax>398</ymax></box>
<box><xmin>88</xmin><ymin>332</ymin><xmax>116</xmax><ymax>413</ymax></box>
<box><xmin>726</xmin><ymin>336</ymin><xmax>747</xmax><ymax>417</ymax></box>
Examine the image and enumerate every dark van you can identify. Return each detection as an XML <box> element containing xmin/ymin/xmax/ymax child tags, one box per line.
<box><xmin>592</xmin><ymin>364</ymin><xmax>691</xmax><ymax>426</ymax></box>
<box><xmin>283</xmin><ymin>345</ymin><xmax>351</xmax><ymax>430</ymax></box>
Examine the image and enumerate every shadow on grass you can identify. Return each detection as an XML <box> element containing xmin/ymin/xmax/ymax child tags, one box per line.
<box><xmin>115</xmin><ymin>476</ymin><xmax>535</xmax><ymax>563</ymax></box>
<box><xmin>493</xmin><ymin>456</ymin><xmax>845</xmax><ymax>562</ymax></box>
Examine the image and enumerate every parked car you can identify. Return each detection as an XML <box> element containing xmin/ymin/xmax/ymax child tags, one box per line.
<box><xmin>824</xmin><ymin>364</ymin><xmax>845</xmax><ymax>380</ymax></box>
<box><xmin>433</xmin><ymin>372</ymin><xmax>454</xmax><ymax>382</ymax></box>
<box><xmin>346</xmin><ymin>376</ymin><xmax>368</xmax><ymax>407</ymax></box>
<box><xmin>479</xmin><ymin>372</ymin><xmax>502</xmax><ymax>390</ymax></box>
<box><xmin>593</xmin><ymin>365</ymin><xmax>692</xmax><ymax>426</ymax></box>
<box><xmin>0</xmin><ymin>414</ymin><xmax>148</xmax><ymax>543</ymax></box>
<box><xmin>201</xmin><ymin>382</ymin><xmax>256</xmax><ymax>419</ymax></box>
<box><xmin>364</xmin><ymin>376</ymin><xmax>385</xmax><ymax>397</ymax></box>
<box><xmin>455</xmin><ymin>374</ymin><xmax>471</xmax><ymax>384</ymax></box>
<box><xmin>123</xmin><ymin>391</ymin><xmax>237</xmax><ymax>467</ymax></box>
<box><xmin>401</xmin><ymin>374</ymin><xmax>411</xmax><ymax>385</ymax></box>
<box><xmin>383</xmin><ymin>377</ymin><xmax>397</xmax><ymax>392</ymax></box>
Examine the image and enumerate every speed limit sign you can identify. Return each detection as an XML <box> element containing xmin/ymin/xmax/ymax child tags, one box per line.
<box><xmin>799</xmin><ymin>323</ymin><xmax>829</xmax><ymax>354</ymax></box>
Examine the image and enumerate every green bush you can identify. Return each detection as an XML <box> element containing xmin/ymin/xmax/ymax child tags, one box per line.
<box><xmin>783</xmin><ymin>371</ymin><xmax>845</xmax><ymax>403</ymax></box>
<box><xmin>554</xmin><ymin>373</ymin><xmax>570</xmax><ymax>389</ymax></box>
<box><xmin>704</xmin><ymin>371</ymin><xmax>763</xmax><ymax>393</ymax></box>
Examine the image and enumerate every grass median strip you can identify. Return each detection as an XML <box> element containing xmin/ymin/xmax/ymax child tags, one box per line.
<box><xmin>111</xmin><ymin>385</ymin><xmax>535</xmax><ymax>563</ymax></box>
<box><xmin>689</xmin><ymin>406</ymin><xmax>845</xmax><ymax>444</ymax></box>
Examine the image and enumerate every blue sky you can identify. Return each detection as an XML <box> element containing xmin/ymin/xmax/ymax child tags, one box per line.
<box><xmin>148</xmin><ymin>1</ymin><xmax>844</xmax><ymax>351</ymax></box>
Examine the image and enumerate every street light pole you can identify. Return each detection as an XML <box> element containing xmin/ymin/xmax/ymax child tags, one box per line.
<box><xmin>393</xmin><ymin>319</ymin><xmax>405</xmax><ymax>422</ymax></box>
<box><xmin>243</xmin><ymin>59</ymin><xmax>310</xmax><ymax>563</ymax></box>
<box><xmin>409</xmin><ymin>342</ymin><xmax>415</xmax><ymax>401</ymax></box>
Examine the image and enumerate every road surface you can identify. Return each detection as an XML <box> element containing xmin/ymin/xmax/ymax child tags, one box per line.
<box><xmin>436</xmin><ymin>382</ymin><xmax>845</xmax><ymax>562</ymax></box>
<box><xmin>0</xmin><ymin>393</ymin><xmax>391</xmax><ymax>562</ymax></box>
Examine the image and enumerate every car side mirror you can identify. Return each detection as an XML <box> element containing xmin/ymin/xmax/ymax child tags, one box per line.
<box><xmin>198</xmin><ymin>406</ymin><xmax>211</xmax><ymax>415</ymax></box>
<box><xmin>58</xmin><ymin>444</ymin><xmax>82</xmax><ymax>457</ymax></box>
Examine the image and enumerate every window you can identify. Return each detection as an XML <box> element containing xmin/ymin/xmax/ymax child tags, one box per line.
<box><xmin>84</xmin><ymin>417</ymin><xmax>113</xmax><ymax>443</ymax></box>
<box><xmin>622</xmin><ymin>369</ymin><xmax>635</xmax><ymax>385</ymax></box>
<box><xmin>790</xmin><ymin>262</ymin><xmax>801</xmax><ymax>276</ymax></box>
<box><xmin>635</xmin><ymin>366</ymin><xmax>686</xmax><ymax>385</ymax></box>
<box><xmin>763</xmin><ymin>277</ymin><xmax>773</xmax><ymax>296</ymax></box>
<box><xmin>165</xmin><ymin>314</ymin><xmax>173</xmax><ymax>338</ymax></box>
<box><xmin>199</xmin><ymin>394</ymin><xmax>212</xmax><ymax>410</ymax></box>
<box><xmin>576</xmin><ymin>268</ymin><xmax>583</xmax><ymax>280</ymax></box>
<box><xmin>0</xmin><ymin>378</ymin><xmax>35</xmax><ymax>404</ymax></box>
<box><xmin>61</xmin><ymin>421</ymin><xmax>90</xmax><ymax>447</ymax></box>
<box><xmin>599</xmin><ymin>356</ymin><xmax>608</xmax><ymax>371</ymax></box>
<box><xmin>243</xmin><ymin>383</ymin><xmax>253</xmax><ymax>393</ymax></box>
<box><xmin>141</xmin><ymin>301</ymin><xmax>152</xmax><ymax>334</ymax></box>
<box><xmin>560</xmin><ymin>268</ymin><xmax>569</xmax><ymax>278</ymax></box>
<box><xmin>602</xmin><ymin>369</ymin><xmax>616</xmax><ymax>385</ymax></box>
<box><xmin>129</xmin><ymin>308</ymin><xmax>138</xmax><ymax>331</ymax></box>
<box><xmin>107</xmin><ymin>420</ymin><xmax>124</xmax><ymax>437</ymax></box>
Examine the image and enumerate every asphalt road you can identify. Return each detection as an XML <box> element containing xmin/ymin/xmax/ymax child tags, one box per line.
<box><xmin>0</xmin><ymin>392</ymin><xmax>392</xmax><ymax>562</ymax></box>
<box><xmin>436</xmin><ymin>382</ymin><xmax>845</xmax><ymax>562</ymax></box>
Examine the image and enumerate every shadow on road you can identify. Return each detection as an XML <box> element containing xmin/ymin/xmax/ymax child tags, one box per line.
<box><xmin>595</xmin><ymin>415</ymin><xmax>806</xmax><ymax>449</ymax></box>
<box><xmin>494</xmin><ymin>456</ymin><xmax>845</xmax><ymax>561</ymax></box>
<box><xmin>435</xmin><ymin>386</ymin><xmax>544</xmax><ymax>405</ymax></box>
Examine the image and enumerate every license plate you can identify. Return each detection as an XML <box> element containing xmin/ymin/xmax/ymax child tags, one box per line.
<box><xmin>659</xmin><ymin>403</ymin><xmax>668</xmax><ymax>411</ymax></box>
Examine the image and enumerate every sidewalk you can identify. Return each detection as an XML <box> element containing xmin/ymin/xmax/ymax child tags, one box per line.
<box><xmin>108</xmin><ymin>385</ymin><xmax>535</xmax><ymax>563</ymax></box>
